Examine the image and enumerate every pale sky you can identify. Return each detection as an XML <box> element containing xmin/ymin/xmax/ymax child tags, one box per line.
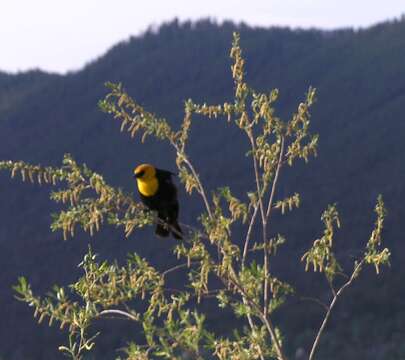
<box><xmin>1</xmin><ymin>0</ymin><xmax>404</xmax><ymax>74</ymax></box>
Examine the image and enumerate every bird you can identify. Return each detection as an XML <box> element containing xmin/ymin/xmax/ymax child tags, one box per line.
<box><xmin>133</xmin><ymin>164</ymin><xmax>183</xmax><ymax>239</ymax></box>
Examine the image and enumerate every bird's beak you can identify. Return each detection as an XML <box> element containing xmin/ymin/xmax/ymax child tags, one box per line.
<box><xmin>134</xmin><ymin>170</ymin><xmax>145</xmax><ymax>179</ymax></box>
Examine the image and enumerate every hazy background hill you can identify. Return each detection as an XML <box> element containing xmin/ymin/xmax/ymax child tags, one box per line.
<box><xmin>1</xmin><ymin>19</ymin><xmax>405</xmax><ymax>359</ymax></box>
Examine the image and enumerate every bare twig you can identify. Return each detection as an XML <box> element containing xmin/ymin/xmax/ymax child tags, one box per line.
<box><xmin>263</xmin><ymin>137</ymin><xmax>285</xmax><ymax>316</ymax></box>
<box><xmin>300</xmin><ymin>296</ymin><xmax>329</xmax><ymax>312</ymax></box>
<box><xmin>242</xmin><ymin>204</ymin><xmax>259</xmax><ymax>268</ymax></box>
<box><xmin>242</xmin><ymin>295</ymin><xmax>266</xmax><ymax>360</ymax></box>
<box><xmin>182</xmin><ymin>155</ymin><xmax>213</xmax><ymax>218</ymax></box>
<box><xmin>98</xmin><ymin>309</ymin><xmax>138</xmax><ymax>322</ymax></box>
<box><xmin>172</xmin><ymin>142</ymin><xmax>212</xmax><ymax>218</ymax></box>
<box><xmin>264</xmin><ymin>137</ymin><xmax>285</xmax><ymax>316</ymax></box>
<box><xmin>219</xmin><ymin>273</ymin><xmax>288</xmax><ymax>360</ymax></box>
<box><xmin>265</xmin><ymin>137</ymin><xmax>285</xmax><ymax>220</ymax></box>
<box><xmin>308</xmin><ymin>260</ymin><xmax>364</xmax><ymax>360</ymax></box>
<box><xmin>244</xmin><ymin>128</ymin><xmax>287</xmax><ymax>359</ymax></box>
<box><xmin>263</xmin><ymin>243</ymin><xmax>269</xmax><ymax>315</ymax></box>
<box><xmin>248</xmin><ymin>132</ymin><xmax>266</xmax><ymax>222</ymax></box>
<box><xmin>247</xmin><ymin>130</ymin><xmax>269</xmax><ymax>315</ymax></box>
<box><xmin>162</xmin><ymin>262</ymin><xmax>198</xmax><ymax>278</ymax></box>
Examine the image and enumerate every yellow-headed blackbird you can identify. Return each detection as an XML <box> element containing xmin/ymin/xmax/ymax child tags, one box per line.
<box><xmin>134</xmin><ymin>164</ymin><xmax>183</xmax><ymax>239</ymax></box>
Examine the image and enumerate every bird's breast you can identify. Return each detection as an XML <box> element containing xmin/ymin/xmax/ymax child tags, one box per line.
<box><xmin>137</xmin><ymin>178</ymin><xmax>159</xmax><ymax>197</ymax></box>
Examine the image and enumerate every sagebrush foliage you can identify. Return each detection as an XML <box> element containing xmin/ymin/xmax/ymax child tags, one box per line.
<box><xmin>0</xmin><ymin>33</ymin><xmax>390</xmax><ymax>360</ymax></box>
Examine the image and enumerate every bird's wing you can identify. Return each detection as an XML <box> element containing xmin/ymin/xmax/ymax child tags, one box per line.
<box><xmin>156</xmin><ymin>168</ymin><xmax>176</xmax><ymax>179</ymax></box>
<box><xmin>155</xmin><ymin>169</ymin><xmax>178</xmax><ymax>204</ymax></box>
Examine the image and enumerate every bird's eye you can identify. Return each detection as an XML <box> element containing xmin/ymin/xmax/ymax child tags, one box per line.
<box><xmin>135</xmin><ymin>170</ymin><xmax>145</xmax><ymax>179</ymax></box>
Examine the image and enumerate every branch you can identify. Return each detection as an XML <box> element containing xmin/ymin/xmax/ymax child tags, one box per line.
<box><xmin>241</xmin><ymin>294</ymin><xmax>266</xmax><ymax>360</ymax></box>
<box><xmin>239</xmin><ymin>201</ymin><xmax>265</xmax><ymax>360</ymax></box>
<box><xmin>248</xmin><ymin>131</ymin><xmax>266</xmax><ymax>223</ymax></box>
<box><xmin>242</xmin><ymin>204</ymin><xmax>260</xmax><ymax>268</ymax></box>
<box><xmin>219</xmin><ymin>273</ymin><xmax>288</xmax><ymax>360</ymax></box>
<box><xmin>263</xmin><ymin>137</ymin><xmax>285</xmax><ymax>317</ymax></box>
<box><xmin>245</xmin><ymin>129</ymin><xmax>287</xmax><ymax>359</ymax></box>
<box><xmin>172</xmin><ymin>142</ymin><xmax>212</xmax><ymax>218</ymax></box>
<box><xmin>265</xmin><ymin>136</ymin><xmax>285</xmax><ymax>220</ymax></box>
<box><xmin>183</xmin><ymin>155</ymin><xmax>212</xmax><ymax>218</ymax></box>
<box><xmin>308</xmin><ymin>260</ymin><xmax>364</xmax><ymax>360</ymax></box>
<box><xmin>162</xmin><ymin>262</ymin><xmax>198</xmax><ymax>278</ymax></box>
<box><xmin>98</xmin><ymin>309</ymin><xmax>138</xmax><ymax>322</ymax></box>
<box><xmin>299</xmin><ymin>296</ymin><xmax>329</xmax><ymax>312</ymax></box>
<box><xmin>246</xmin><ymin>129</ymin><xmax>270</xmax><ymax>316</ymax></box>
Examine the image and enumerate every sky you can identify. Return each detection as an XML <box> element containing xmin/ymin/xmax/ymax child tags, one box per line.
<box><xmin>1</xmin><ymin>0</ymin><xmax>404</xmax><ymax>74</ymax></box>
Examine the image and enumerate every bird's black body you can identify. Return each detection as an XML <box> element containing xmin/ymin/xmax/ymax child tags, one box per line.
<box><xmin>137</xmin><ymin>168</ymin><xmax>183</xmax><ymax>239</ymax></box>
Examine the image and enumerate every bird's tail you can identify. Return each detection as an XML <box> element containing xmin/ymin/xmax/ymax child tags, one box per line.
<box><xmin>155</xmin><ymin>216</ymin><xmax>183</xmax><ymax>239</ymax></box>
<box><xmin>155</xmin><ymin>223</ymin><xmax>170</xmax><ymax>237</ymax></box>
<box><xmin>170</xmin><ymin>220</ymin><xmax>183</xmax><ymax>240</ymax></box>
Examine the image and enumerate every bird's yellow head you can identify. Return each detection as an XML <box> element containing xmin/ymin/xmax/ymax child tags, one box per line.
<box><xmin>134</xmin><ymin>164</ymin><xmax>158</xmax><ymax>196</ymax></box>
<box><xmin>134</xmin><ymin>164</ymin><xmax>156</xmax><ymax>181</ymax></box>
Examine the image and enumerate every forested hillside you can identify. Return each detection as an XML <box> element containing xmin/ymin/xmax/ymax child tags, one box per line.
<box><xmin>1</xmin><ymin>19</ymin><xmax>405</xmax><ymax>359</ymax></box>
